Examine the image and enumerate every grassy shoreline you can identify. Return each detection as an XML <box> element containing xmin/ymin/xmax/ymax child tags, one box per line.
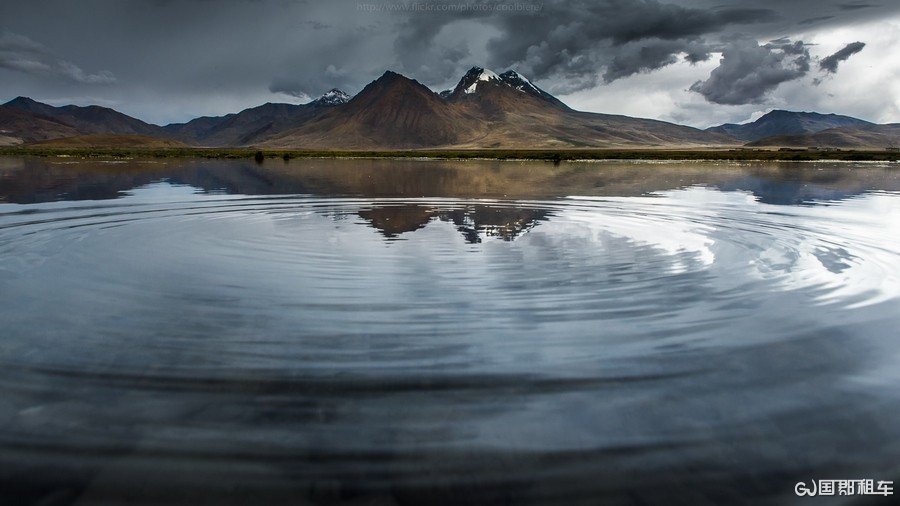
<box><xmin>1</xmin><ymin>146</ymin><xmax>898</xmax><ymax>162</ymax></box>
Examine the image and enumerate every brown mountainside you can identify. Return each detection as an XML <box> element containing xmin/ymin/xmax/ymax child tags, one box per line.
<box><xmin>263</xmin><ymin>67</ymin><xmax>735</xmax><ymax>149</ymax></box>
<box><xmin>3</xmin><ymin>97</ymin><xmax>169</xmax><ymax>138</ymax></box>
<box><xmin>264</xmin><ymin>71</ymin><xmax>477</xmax><ymax>149</ymax></box>
<box><xmin>0</xmin><ymin>105</ymin><xmax>80</xmax><ymax>144</ymax></box>
<box><xmin>162</xmin><ymin>90</ymin><xmax>351</xmax><ymax>147</ymax></box>
<box><xmin>7</xmin><ymin>67</ymin><xmax>894</xmax><ymax>150</ymax></box>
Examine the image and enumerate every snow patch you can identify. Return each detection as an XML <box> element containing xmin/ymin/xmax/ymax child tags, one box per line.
<box><xmin>464</xmin><ymin>68</ymin><xmax>501</xmax><ymax>94</ymax></box>
<box><xmin>500</xmin><ymin>70</ymin><xmax>540</xmax><ymax>94</ymax></box>
<box><xmin>314</xmin><ymin>89</ymin><xmax>351</xmax><ymax>105</ymax></box>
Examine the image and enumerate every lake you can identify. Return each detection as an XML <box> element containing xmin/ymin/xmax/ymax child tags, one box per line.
<box><xmin>1</xmin><ymin>156</ymin><xmax>899</xmax><ymax>505</ymax></box>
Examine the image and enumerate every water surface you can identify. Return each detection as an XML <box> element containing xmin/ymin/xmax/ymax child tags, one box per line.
<box><xmin>1</xmin><ymin>157</ymin><xmax>899</xmax><ymax>505</ymax></box>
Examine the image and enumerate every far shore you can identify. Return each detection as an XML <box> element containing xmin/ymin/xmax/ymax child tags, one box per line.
<box><xmin>1</xmin><ymin>146</ymin><xmax>898</xmax><ymax>162</ymax></box>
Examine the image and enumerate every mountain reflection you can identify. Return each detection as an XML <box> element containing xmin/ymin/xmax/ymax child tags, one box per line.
<box><xmin>1</xmin><ymin>156</ymin><xmax>898</xmax><ymax>205</ymax></box>
<box><xmin>357</xmin><ymin>204</ymin><xmax>549</xmax><ymax>242</ymax></box>
<box><xmin>357</xmin><ymin>205</ymin><xmax>434</xmax><ymax>237</ymax></box>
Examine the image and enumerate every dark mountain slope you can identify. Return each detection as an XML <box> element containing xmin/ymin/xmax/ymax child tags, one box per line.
<box><xmin>748</xmin><ymin>124</ymin><xmax>900</xmax><ymax>148</ymax></box>
<box><xmin>163</xmin><ymin>89</ymin><xmax>350</xmax><ymax>147</ymax></box>
<box><xmin>0</xmin><ymin>105</ymin><xmax>80</xmax><ymax>144</ymax></box>
<box><xmin>263</xmin><ymin>72</ymin><xmax>476</xmax><ymax>149</ymax></box>
<box><xmin>264</xmin><ymin>68</ymin><xmax>734</xmax><ymax>149</ymax></box>
<box><xmin>708</xmin><ymin>110</ymin><xmax>874</xmax><ymax>142</ymax></box>
<box><xmin>4</xmin><ymin>97</ymin><xmax>169</xmax><ymax>138</ymax></box>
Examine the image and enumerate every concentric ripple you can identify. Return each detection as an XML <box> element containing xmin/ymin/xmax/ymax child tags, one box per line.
<box><xmin>1</xmin><ymin>165</ymin><xmax>900</xmax><ymax>505</ymax></box>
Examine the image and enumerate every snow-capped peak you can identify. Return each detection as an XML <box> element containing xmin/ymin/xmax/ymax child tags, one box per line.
<box><xmin>464</xmin><ymin>67</ymin><xmax>500</xmax><ymax>94</ymax></box>
<box><xmin>312</xmin><ymin>88</ymin><xmax>351</xmax><ymax>106</ymax></box>
<box><xmin>452</xmin><ymin>66</ymin><xmax>502</xmax><ymax>96</ymax></box>
<box><xmin>446</xmin><ymin>66</ymin><xmax>567</xmax><ymax>109</ymax></box>
<box><xmin>498</xmin><ymin>70</ymin><xmax>539</xmax><ymax>94</ymax></box>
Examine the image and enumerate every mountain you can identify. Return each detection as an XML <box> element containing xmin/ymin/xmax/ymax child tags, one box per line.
<box><xmin>3</xmin><ymin>97</ymin><xmax>169</xmax><ymax>138</ymax></box>
<box><xmin>448</xmin><ymin>67</ymin><xmax>503</xmax><ymax>97</ymax></box>
<box><xmin>163</xmin><ymin>89</ymin><xmax>351</xmax><ymax>146</ymax></box>
<box><xmin>498</xmin><ymin>70</ymin><xmax>570</xmax><ymax>110</ymax></box>
<box><xmin>747</xmin><ymin>124</ymin><xmax>900</xmax><ymax>149</ymax></box>
<box><xmin>447</xmin><ymin>67</ymin><xmax>730</xmax><ymax>148</ymax></box>
<box><xmin>20</xmin><ymin>69</ymin><xmax>892</xmax><ymax>151</ymax></box>
<box><xmin>263</xmin><ymin>67</ymin><xmax>735</xmax><ymax>149</ymax></box>
<box><xmin>444</xmin><ymin>67</ymin><xmax>569</xmax><ymax>110</ymax></box>
<box><xmin>0</xmin><ymin>105</ymin><xmax>80</xmax><ymax>145</ymax></box>
<box><xmin>708</xmin><ymin>110</ymin><xmax>874</xmax><ymax>142</ymax></box>
<box><xmin>263</xmin><ymin>71</ymin><xmax>474</xmax><ymax>149</ymax></box>
<box><xmin>311</xmin><ymin>89</ymin><xmax>351</xmax><ymax>106</ymax></box>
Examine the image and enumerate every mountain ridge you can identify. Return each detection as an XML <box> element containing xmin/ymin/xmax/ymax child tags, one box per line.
<box><xmin>263</xmin><ymin>71</ymin><xmax>476</xmax><ymax>149</ymax></box>
<box><xmin>708</xmin><ymin>110</ymin><xmax>874</xmax><ymax>142</ymax></box>
<box><xmin>162</xmin><ymin>89</ymin><xmax>351</xmax><ymax>146</ymax></box>
<box><xmin>748</xmin><ymin>123</ymin><xmax>900</xmax><ymax>148</ymax></box>
<box><xmin>3</xmin><ymin>96</ymin><xmax>169</xmax><ymax>138</ymax></box>
<box><xmin>2</xmin><ymin>68</ymin><xmax>893</xmax><ymax>150</ymax></box>
<box><xmin>262</xmin><ymin>67</ymin><xmax>736</xmax><ymax>149</ymax></box>
<box><xmin>0</xmin><ymin>104</ymin><xmax>80</xmax><ymax>145</ymax></box>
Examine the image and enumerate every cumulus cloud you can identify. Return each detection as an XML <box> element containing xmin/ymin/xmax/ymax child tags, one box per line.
<box><xmin>497</xmin><ymin>2</ymin><xmax>775</xmax><ymax>86</ymax></box>
<box><xmin>387</xmin><ymin>0</ymin><xmax>776</xmax><ymax>93</ymax></box>
<box><xmin>820</xmin><ymin>41</ymin><xmax>866</xmax><ymax>73</ymax></box>
<box><xmin>356</xmin><ymin>0</ymin><xmax>895</xmax><ymax>107</ymax></box>
<box><xmin>689</xmin><ymin>38</ymin><xmax>811</xmax><ymax>105</ymax></box>
<box><xmin>603</xmin><ymin>39</ymin><xmax>713</xmax><ymax>82</ymax></box>
<box><xmin>0</xmin><ymin>31</ymin><xmax>116</xmax><ymax>84</ymax></box>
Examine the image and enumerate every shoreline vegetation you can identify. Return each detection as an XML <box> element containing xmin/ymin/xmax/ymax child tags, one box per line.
<box><xmin>1</xmin><ymin>146</ymin><xmax>898</xmax><ymax>162</ymax></box>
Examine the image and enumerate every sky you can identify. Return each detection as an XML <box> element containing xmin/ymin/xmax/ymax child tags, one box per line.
<box><xmin>1</xmin><ymin>0</ymin><xmax>898</xmax><ymax>127</ymax></box>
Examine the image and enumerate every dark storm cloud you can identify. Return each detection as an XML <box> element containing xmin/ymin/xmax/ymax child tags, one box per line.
<box><xmin>820</xmin><ymin>41</ymin><xmax>866</xmax><ymax>72</ymax></box>
<box><xmin>364</xmin><ymin>0</ymin><xmax>900</xmax><ymax>103</ymax></box>
<box><xmin>389</xmin><ymin>0</ymin><xmax>778</xmax><ymax>91</ymax></box>
<box><xmin>0</xmin><ymin>31</ymin><xmax>115</xmax><ymax>84</ymax></box>
<box><xmin>603</xmin><ymin>38</ymin><xmax>712</xmax><ymax>82</ymax></box>
<box><xmin>689</xmin><ymin>38</ymin><xmax>811</xmax><ymax>105</ymax></box>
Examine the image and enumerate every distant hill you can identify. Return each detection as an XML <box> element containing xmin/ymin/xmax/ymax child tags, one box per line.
<box><xmin>262</xmin><ymin>67</ymin><xmax>734</xmax><ymax>149</ymax></box>
<box><xmin>708</xmin><ymin>110</ymin><xmax>874</xmax><ymax>142</ymax></box>
<box><xmin>747</xmin><ymin>124</ymin><xmax>900</xmax><ymax>149</ymax></box>
<box><xmin>163</xmin><ymin>89</ymin><xmax>350</xmax><ymax>147</ymax></box>
<box><xmin>25</xmin><ymin>134</ymin><xmax>189</xmax><ymax>148</ymax></box>
<box><xmin>0</xmin><ymin>105</ymin><xmax>80</xmax><ymax>144</ymax></box>
<box><xmin>3</xmin><ymin>97</ymin><xmax>170</xmax><ymax>138</ymax></box>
